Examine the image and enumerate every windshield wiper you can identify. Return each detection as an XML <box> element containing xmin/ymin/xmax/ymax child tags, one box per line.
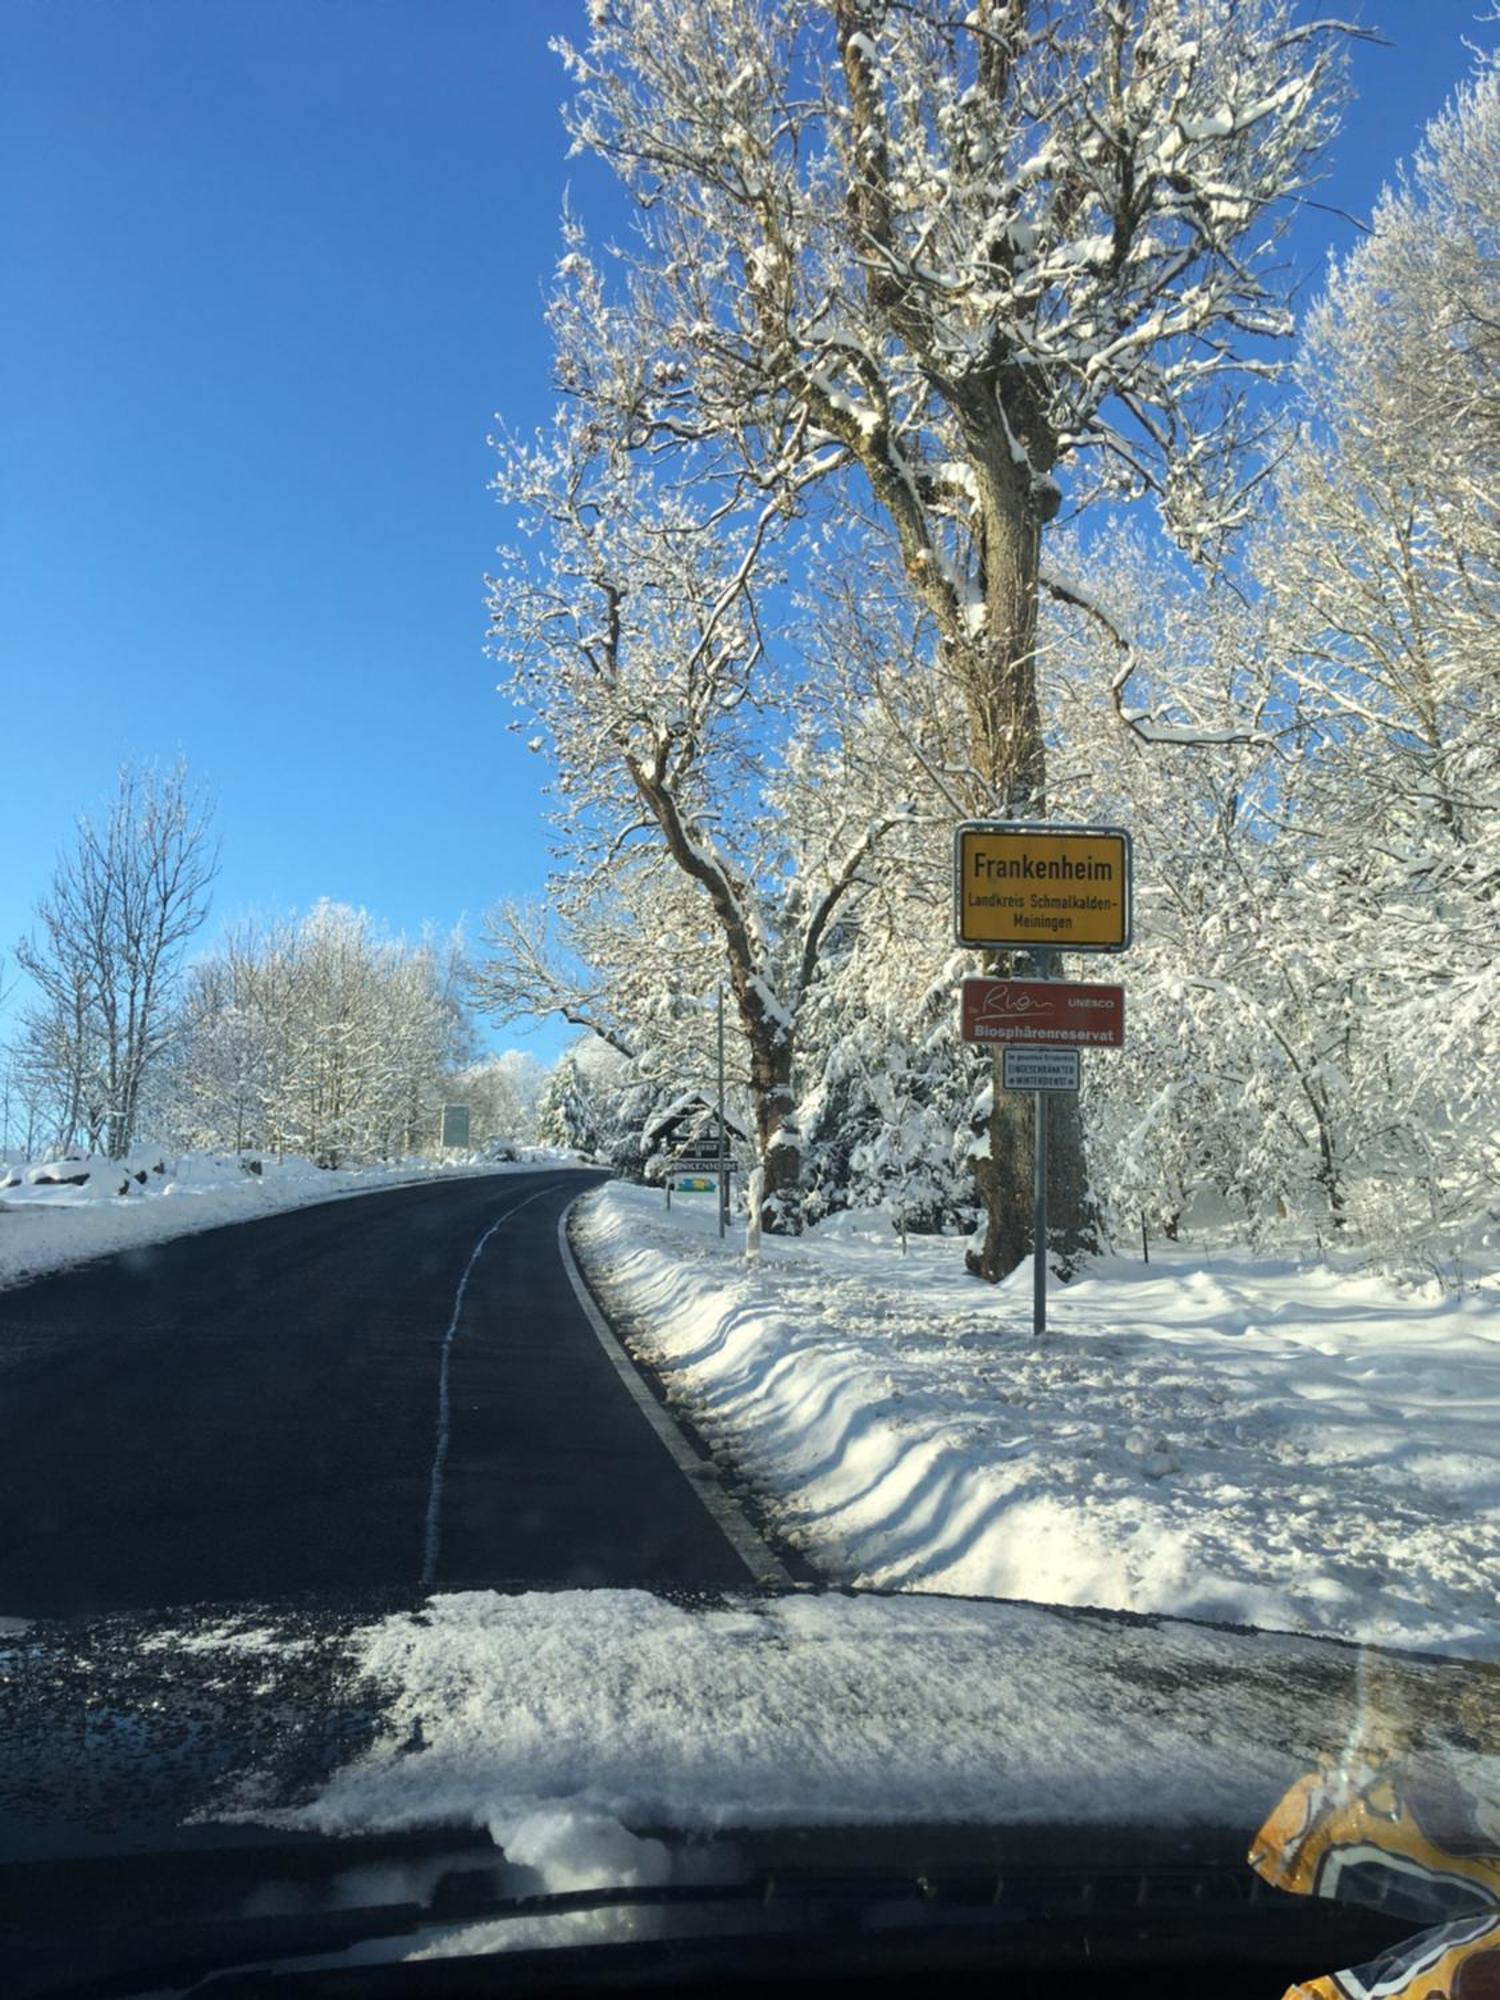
<box><xmin>8</xmin><ymin>1834</ymin><xmax>1419</xmax><ymax>2000</ymax></box>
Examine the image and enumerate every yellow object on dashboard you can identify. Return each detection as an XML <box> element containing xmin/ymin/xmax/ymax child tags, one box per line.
<box><xmin>1251</xmin><ymin>1756</ymin><xmax>1500</xmax><ymax>2000</ymax></box>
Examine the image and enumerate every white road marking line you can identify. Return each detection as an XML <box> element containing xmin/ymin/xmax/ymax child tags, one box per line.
<box><xmin>419</xmin><ymin>1182</ymin><xmax>559</xmax><ymax>1588</ymax></box>
<box><xmin>556</xmin><ymin>1198</ymin><xmax>792</xmax><ymax>1588</ymax></box>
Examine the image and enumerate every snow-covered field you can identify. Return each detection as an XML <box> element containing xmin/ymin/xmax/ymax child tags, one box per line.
<box><xmin>0</xmin><ymin>1148</ymin><xmax>580</xmax><ymax>1294</ymax></box>
<box><xmin>576</xmin><ymin>1185</ymin><xmax>1500</xmax><ymax>1659</ymax></box>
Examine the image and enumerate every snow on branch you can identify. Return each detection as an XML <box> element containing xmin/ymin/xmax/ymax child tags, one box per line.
<box><xmin>1040</xmin><ymin>570</ymin><xmax>1276</xmax><ymax>751</ymax></box>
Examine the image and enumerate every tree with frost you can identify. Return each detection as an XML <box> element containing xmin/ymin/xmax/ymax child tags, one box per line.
<box><xmin>1247</xmin><ymin>58</ymin><xmax>1500</xmax><ymax>1267</ymax></box>
<box><xmin>478</xmin><ymin>865</ymin><xmax>727</xmax><ymax>1080</ymax></box>
<box><xmin>486</xmin><ymin>395</ymin><xmax>913</xmax><ymax>1230</ymax></box>
<box><xmin>453</xmin><ymin>1050</ymin><xmax>547</xmax><ymax>1147</ymax></box>
<box><xmin>1312</xmin><ymin>56</ymin><xmax>1500</xmax><ymax>567</ymax></box>
<box><xmin>14</xmin><ymin>762</ymin><xmax>218</xmax><ymax>1158</ymax></box>
<box><xmin>545</xmin><ymin>0</ymin><xmax>1349</xmax><ymax>1276</ymax></box>
<box><xmin>797</xmin><ymin>514</ymin><xmax>1280</xmax><ymax>1248</ymax></box>
<box><xmin>538</xmin><ymin>1056</ymin><xmax>589</xmax><ymax>1155</ymax></box>
<box><xmin>1029</xmin><ymin>48</ymin><xmax>1500</xmax><ymax>1279</ymax></box>
<box><xmin>538</xmin><ymin>1038</ymin><xmax>679</xmax><ymax>1174</ymax></box>
<box><xmin>166</xmin><ymin>905</ymin><xmax>468</xmax><ymax>1166</ymax></box>
<box><xmin>788</xmin><ymin>696</ymin><xmax>984</xmax><ymax>1235</ymax></box>
<box><xmin>166</xmin><ymin>918</ymin><xmax>308</xmax><ymax>1158</ymax></box>
<box><xmin>802</xmin><ymin>1005</ymin><xmax>981</xmax><ymax>1233</ymax></box>
<box><xmin>1025</xmin><ymin>524</ymin><xmax>1304</xmax><ymax>1237</ymax></box>
<box><xmin>1269</xmin><ymin>60</ymin><xmax>1499</xmax><ymax>847</ymax></box>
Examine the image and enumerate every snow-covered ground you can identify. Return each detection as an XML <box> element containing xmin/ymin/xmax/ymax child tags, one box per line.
<box><xmin>575</xmin><ymin>1185</ymin><xmax>1500</xmax><ymax>1659</ymax></box>
<box><xmin>0</xmin><ymin>1148</ymin><xmax>581</xmax><ymax>1294</ymax></box>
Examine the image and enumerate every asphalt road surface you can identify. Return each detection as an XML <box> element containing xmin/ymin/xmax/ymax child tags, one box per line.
<box><xmin>0</xmin><ymin>1171</ymin><xmax>766</xmax><ymax>1618</ymax></box>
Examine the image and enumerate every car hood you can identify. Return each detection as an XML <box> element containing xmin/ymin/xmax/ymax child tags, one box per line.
<box><xmin>6</xmin><ymin>1586</ymin><xmax>1500</xmax><ymax>1994</ymax></box>
<box><xmin>5</xmin><ymin>1583</ymin><xmax>1498</xmax><ymax>1865</ymax></box>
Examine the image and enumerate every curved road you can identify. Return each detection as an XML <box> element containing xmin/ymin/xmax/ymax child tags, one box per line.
<box><xmin>0</xmin><ymin>1171</ymin><xmax>766</xmax><ymax>1618</ymax></box>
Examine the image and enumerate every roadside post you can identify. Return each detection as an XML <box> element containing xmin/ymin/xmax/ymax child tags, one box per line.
<box><xmin>999</xmin><ymin>972</ymin><xmax>1074</xmax><ymax>1339</ymax></box>
<box><xmin>717</xmin><ymin>987</ymin><xmax>728</xmax><ymax>1239</ymax></box>
<box><xmin>954</xmin><ymin>822</ymin><xmax>1133</xmax><ymax>1337</ymax></box>
<box><xmin>1033</xmin><ymin>1022</ymin><xmax>1047</xmax><ymax>1341</ymax></box>
<box><xmin>745</xmin><ymin>1166</ymin><xmax>764</xmax><ymax>1263</ymax></box>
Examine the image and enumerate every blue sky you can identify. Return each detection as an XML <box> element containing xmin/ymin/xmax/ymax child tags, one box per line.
<box><xmin>1</xmin><ymin>0</ymin><xmax>1491</xmax><ymax>1062</ymax></box>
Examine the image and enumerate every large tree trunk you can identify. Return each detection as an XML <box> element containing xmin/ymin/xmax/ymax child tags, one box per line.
<box><xmin>962</xmin><ymin>448</ymin><xmax>1101</xmax><ymax>1282</ymax></box>
<box><xmin>746</xmin><ymin>1022</ymin><xmax>802</xmax><ymax>1234</ymax></box>
<box><xmin>636</xmin><ymin>762</ymin><xmax>811</xmax><ymax>1236</ymax></box>
<box><xmin>968</xmin><ymin>1050</ymin><xmax>1032</xmax><ymax>1279</ymax></box>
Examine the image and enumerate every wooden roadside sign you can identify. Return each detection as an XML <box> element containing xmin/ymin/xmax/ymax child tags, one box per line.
<box><xmin>955</xmin><ymin>821</ymin><xmax>1132</xmax><ymax>952</ymax></box>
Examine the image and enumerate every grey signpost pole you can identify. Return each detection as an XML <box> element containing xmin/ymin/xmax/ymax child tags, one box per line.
<box><xmin>1033</xmin><ymin>1084</ymin><xmax>1047</xmax><ymax>1339</ymax></box>
<box><xmin>717</xmin><ymin>985</ymin><xmax>727</xmax><ymax>1240</ymax></box>
<box><xmin>1031</xmin><ymin>950</ymin><xmax>1056</xmax><ymax>1340</ymax></box>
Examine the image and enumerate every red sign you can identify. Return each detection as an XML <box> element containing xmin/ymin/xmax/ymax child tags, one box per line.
<box><xmin>959</xmin><ymin>978</ymin><xmax>1125</xmax><ymax>1048</ymax></box>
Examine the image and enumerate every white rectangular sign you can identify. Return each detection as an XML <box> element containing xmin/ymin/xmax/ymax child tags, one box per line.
<box><xmin>1003</xmin><ymin>1046</ymin><xmax>1081</xmax><ymax>1093</ymax></box>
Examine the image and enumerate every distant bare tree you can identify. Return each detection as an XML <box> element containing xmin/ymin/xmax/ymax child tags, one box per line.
<box><xmin>15</xmin><ymin>762</ymin><xmax>218</xmax><ymax>1158</ymax></box>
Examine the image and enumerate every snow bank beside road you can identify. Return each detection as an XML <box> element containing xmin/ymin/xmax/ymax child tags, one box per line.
<box><xmin>0</xmin><ymin>1149</ymin><xmax>578</xmax><ymax>1293</ymax></box>
<box><xmin>574</xmin><ymin>1185</ymin><xmax>1500</xmax><ymax>1658</ymax></box>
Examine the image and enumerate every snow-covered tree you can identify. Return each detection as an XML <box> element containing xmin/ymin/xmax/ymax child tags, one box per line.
<box><xmin>454</xmin><ymin>1050</ymin><xmax>547</xmax><ymax>1147</ymax></box>
<box><xmin>1026</xmin><ymin>53</ymin><xmax>1500</xmax><ymax>1279</ymax></box>
<box><xmin>1246</xmin><ymin>57</ymin><xmax>1500</xmax><ymax>1268</ymax></box>
<box><xmin>165</xmin><ymin>905</ymin><xmax>468</xmax><ymax>1166</ymax></box>
<box><xmin>537</xmin><ymin>1050</ymin><xmax>602</xmax><ymax>1155</ymax></box>
<box><xmin>1270</xmin><ymin>61</ymin><xmax>1499</xmax><ymax>854</ymax></box>
<box><xmin>478</xmin><ymin>870</ymin><xmax>725</xmax><ymax>1083</ymax></box>
<box><xmin>1309</xmin><ymin>57</ymin><xmax>1500</xmax><ymax>568</ymax></box>
<box><xmin>485</xmin><ymin>403</ymin><xmax>913</xmax><ymax>1230</ymax></box>
<box><xmin>534</xmin><ymin>1038</ymin><xmax>660</xmax><ymax>1168</ymax></box>
<box><xmin>539</xmin><ymin>0</ymin><xmax>1350</xmax><ymax>1276</ymax></box>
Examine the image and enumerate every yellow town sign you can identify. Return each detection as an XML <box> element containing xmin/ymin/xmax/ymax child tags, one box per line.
<box><xmin>954</xmin><ymin>822</ymin><xmax>1133</xmax><ymax>953</ymax></box>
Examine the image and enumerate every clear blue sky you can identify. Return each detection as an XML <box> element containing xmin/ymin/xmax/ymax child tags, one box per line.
<box><xmin>1</xmin><ymin>0</ymin><xmax>1490</xmax><ymax>1061</ymax></box>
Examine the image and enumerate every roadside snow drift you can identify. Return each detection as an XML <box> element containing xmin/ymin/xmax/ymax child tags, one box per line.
<box><xmin>575</xmin><ymin>1185</ymin><xmax>1500</xmax><ymax>1659</ymax></box>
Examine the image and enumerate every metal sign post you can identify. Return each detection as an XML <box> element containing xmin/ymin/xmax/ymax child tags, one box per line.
<box><xmin>1033</xmin><ymin>1073</ymin><xmax>1048</xmax><ymax>1340</ymax></box>
<box><xmin>1029</xmin><ymin>952</ymin><xmax>1055</xmax><ymax>1340</ymax></box>
<box><xmin>958</xmin><ymin>959</ymin><xmax>1101</xmax><ymax>1339</ymax></box>
<box><xmin>953</xmin><ymin>820</ymin><xmax>1134</xmax><ymax>1338</ymax></box>
<box><xmin>717</xmin><ymin>987</ymin><xmax>728</xmax><ymax>1240</ymax></box>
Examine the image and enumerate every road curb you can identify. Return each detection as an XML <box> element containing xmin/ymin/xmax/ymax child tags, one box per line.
<box><xmin>557</xmin><ymin>1196</ymin><xmax>792</xmax><ymax>1589</ymax></box>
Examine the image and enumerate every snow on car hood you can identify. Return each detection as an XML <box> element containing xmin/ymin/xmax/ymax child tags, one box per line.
<box><xmin>6</xmin><ymin>1586</ymin><xmax>1499</xmax><ymax>1868</ymax></box>
<box><xmin>269</xmin><ymin>1588</ymin><xmax>1500</xmax><ymax>1849</ymax></box>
